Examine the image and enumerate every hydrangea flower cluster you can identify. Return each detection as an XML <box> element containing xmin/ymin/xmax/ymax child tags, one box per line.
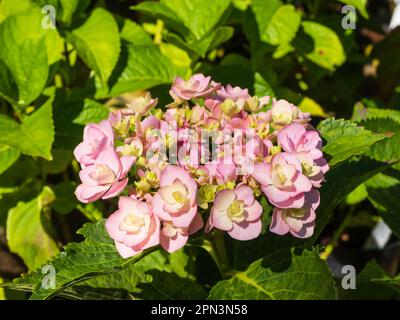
<box><xmin>74</xmin><ymin>74</ymin><xmax>328</xmax><ymax>258</ymax></box>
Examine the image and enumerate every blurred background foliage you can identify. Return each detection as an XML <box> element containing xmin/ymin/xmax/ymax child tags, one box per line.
<box><xmin>0</xmin><ymin>0</ymin><xmax>400</xmax><ymax>300</ymax></box>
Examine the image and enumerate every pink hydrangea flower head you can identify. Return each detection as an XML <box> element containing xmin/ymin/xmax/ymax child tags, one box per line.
<box><xmin>170</xmin><ymin>74</ymin><xmax>217</xmax><ymax>101</ymax></box>
<box><xmin>105</xmin><ymin>196</ymin><xmax>160</xmax><ymax>258</ymax></box>
<box><xmin>251</xmin><ymin>153</ymin><xmax>312</xmax><ymax>208</ymax></box>
<box><xmin>75</xmin><ymin>147</ymin><xmax>135</xmax><ymax>203</ymax></box>
<box><xmin>270</xmin><ymin>207</ymin><xmax>316</xmax><ymax>238</ymax></box>
<box><xmin>208</xmin><ymin>185</ymin><xmax>262</xmax><ymax>240</ymax></box>
<box><xmin>160</xmin><ymin>213</ymin><xmax>204</xmax><ymax>253</ymax></box>
<box><xmin>74</xmin><ymin>120</ymin><xmax>114</xmax><ymax>167</ymax></box>
<box><xmin>152</xmin><ymin>165</ymin><xmax>198</xmax><ymax>228</ymax></box>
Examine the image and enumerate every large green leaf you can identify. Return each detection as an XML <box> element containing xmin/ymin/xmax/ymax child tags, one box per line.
<box><xmin>162</xmin><ymin>0</ymin><xmax>231</xmax><ymax>40</ymax></box>
<box><xmin>252</xmin><ymin>1</ymin><xmax>301</xmax><ymax>47</ymax></box>
<box><xmin>0</xmin><ymin>0</ymin><xmax>31</xmax><ymax>22</ymax></box>
<box><xmin>339</xmin><ymin>260</ymin><xmax>400</xmax><ymax>299</ymax></box>
<box><xmin>0</xmin><ymin>4</ymin><xmax>62</xmax><ymax>66</ymax></box>
<box><xmin>95</xmin><ymin>44</ymin><xmax>176</xmax><ymax>99</ymax></box>
<box><xmin>311</xmin><ymin>158</ymin><xmax>388</xmax><ymax>242</ymax></box>
<box><xmin>80</xmin><ymin>249</ymin><xmax>206</xmax><ymax>300</ymax></box>
<box><xmin>9</xmin><ymin>221</ymin><xmax>142</xmax><ymax>299</ymax></box>
<box><xmin>0</xmin><ymin>7</ymin><xmax>63</xmax><ymax>105</ymax></box>
<box><xmin>133</xmin><ymin>0</ymin><xmax>231</xmax><ymax>41</ymax></box>
<box><xmin>209</xmin><ymin>248</ymin><xmax>337</xmax><ymax>300</ymax></box>
<box><xmin>52</xmin><ymin>181</ymin><xmax>78</xmax><ymax>215</ymax></box>
<box><xmin>132</xmin><ymin>1</ymin><xmax>191</xmax><ymax>38</ymax></box>
<box><xmin>6</xmin><ymin>187</ymin><xmax>59</xmax><ymax>270</ymax></box>
<box><xmin>295</xmin><ymin>21</ymin><xmax>346</xmax><ymax>71</ymax></box>
<box><xmin>67</xmin><ymin>8</ymin><xmax>120</xmax><ymax>85</ymax></box>
<box><xmin>365</xmin><ymin>173</ymin><xmax>400</xmax><ymax>238</ymax></box>
<box><xmin>9</xmin><ymin>220</ymin><xmax>201</xmax><ymax>299</ymax></box>
<box><xmin>0</xmin><ymin>102</ymin><xmax>54</xmax><ymax>160</ymax></box>
<box><xmin>353</xmin><ymin>105</ymin><xmax>400</xmax><ymax>123</ymax></box>
<box><xmin>318</xmin><ymin>118</ymin><xmax>385</xmax><ymax>167</ymax></box>
<box><xmin>352</xmin><ymin>108</ymin><xmax>400</xmax><ymax>164</ymax></box>
<box><xmin>0</xmin><ymin>145</ymin><xmax>20</xmax><ymax>175</ymax></box>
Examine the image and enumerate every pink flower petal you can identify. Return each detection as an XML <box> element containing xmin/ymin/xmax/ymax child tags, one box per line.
<box><xmin>228</xmin><ymin>219</ymin><xmax>262</xmax><ymax>241</ymax></box>
<box><xmin>102</xmin><ymin>178</ymin><xmax>128</xmax><ymax>199</ymax></box>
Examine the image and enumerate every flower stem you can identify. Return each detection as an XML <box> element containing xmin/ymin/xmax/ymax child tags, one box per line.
<box><xmin>213</xmin><ymin>230</ymin><xmax>232</xmax><ymax>278</ymax></box>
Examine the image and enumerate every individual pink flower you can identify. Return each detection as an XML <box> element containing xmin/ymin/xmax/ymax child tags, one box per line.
<box><xmin>207</xmin><ymin>185</ymin><xmax>262</xmax><ymax>240</ymax></box>
<box><xmin>73</xmin><ymin>120</ymin><xmax>114</xmax><ymax>167</ymax></box>
<box><xmin>170</xmin><ymin>74</ymin><xmax>218</xmax><ymax>101</ymax></box>
<box><xmin>160</xmin><ymin>213</ymin><xmax>204</xmax><ymax>253</ymax></box>
<box><xmin>277</xmin><ymin>122</ymin><xmax>323</xmax><ymax>159</ymax></box>
<box><xmin>126</xmin><ymin>92</ymin><xmax>158</xmax><ymax>115</ymax></box>
<box><xmin>251</xmin><ymin>153</ymin><xmax>312</xmax><ymax>209</ymax></box>
<box><xmin>269</xmin><ymin>99</ymin><xmax>310</xmax><ymax>128</ymax></box>
<box><xmin>152</xmin><ymin>165</ymin><xmax>198</xmax><ymax>228</ymax></box>
<box><xmin>105</xmin><ymin>196</ymin><xmax>160</xmax><ymax>258</ymax></box>
<box><xmin>205</xmin><ymin>161</ymin><xmax>238</xmax><ymax>185</ymax></box>
<box><xmin>75</xmin><ymin>147</ymin><xmax>135</xmax><ymax>203</ymax></box>
<box><xmin>217</xmin><ymin>85</ymin><xmax>251</xmax><ymax>101</ymax></box>
<box><xmin>270</xmin><ymin>207</ymin><xmax>316</xmax><ymax>238</ymax></box>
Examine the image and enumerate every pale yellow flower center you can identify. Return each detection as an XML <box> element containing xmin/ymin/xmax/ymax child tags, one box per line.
<box><xmin>120</xmin><ymin>213</ymin><xmax>146</xmax><ymax>233</ymax></box>
<box><xmin>228</xmin><ymin>200</ymin><xmax>245</xmax><ymax>223</ymax></box>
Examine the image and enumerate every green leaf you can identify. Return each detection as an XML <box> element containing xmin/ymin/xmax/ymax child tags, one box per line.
<box><xmin>52</xmin><ymin>181</ymin><xmax>78</xmax><ymax>215</ymax></box>
<box><xmin>159</xmin><ymin>43</ymin><xmax>191</xmax><ymax>78</ymax></box>
<box><xmin>0</xmin><ymin>6</ymin><xmax>64</xmax><ymax>105</ymax></box>
<box><xmin>298</xmin><ymin>97</ymin><xmax>329</xmax><ymax>118</ymax></box>
<box><xmin>311</xmin><ymin>158</ymin><xmax>388</xmax><ymax>242</ymax></box>
<box><xmin>73</xmin><ymin>99</ymin><xmax>109</xmax><ymax>125</ymax></box>
<box><xmin>209</xmin><ymin>248</ymin><xmax>337</xmax><ymax>300</ymax></box>
<box><xmin>132</xmin><ymin>2</ymin><xmax>191</xmax><ymax>38</ymax></box>
<box><xmin>119</xmin><ymin>19</ymin><xmax>153</xmax><ymax>46</ymax></box>
<box><xmin>80</xmin><ymin>249</ymin><xmax>206</xmax><ymax>299</ymax></box>
<box><xmin>10</xmin><ymin>221</ymin><xmax>155</xmax><ymax>300</ymax></box>
<box><xmin>41</xmin><ymin>149</ymin><xmax>73</xmax><ymax>175</ymax></box>
<box><xmin>254</xmin><ymin>72</ymin><xmax>276</xmax><ymax>98</ymax></box>
<box><xmin>318</xmin><ymin>118</ymin><xmax>385</xmax><ymax>167</ymax></box>
<box><xmin>0</xmin><ymin>101</ymin><xmax>55</xmax><ymax>160</ymax></box>
<box><xmin>95</xmin><ymin>44</ymin><xmax>176</xmax><ymax>99</ymax></box>
<box><xmin>252</xmin><ymin>2</ymin><xmax>301</xmax><ymax>46</ymax></box>
<box><xmin>295</xmin><ymin>21</ymin><xmax>346</xmax><ymax>71</ymax></box>
<box><xmin>162</xmin><ymin>0</ymin><xmax>231</xmax><ymax>40</ymax></box>
<box><xmin>194</xmin><ymin>26</ymin><xmax>234</xmax><ymax>56</ymax></box>
<box><xmin>338</xmin><ymin>0</ymin><xmax>369</xmax><ymax>19</ymax></box>
<box><xmin>0</xmin><ymin>7</ymin><xmax>63</xmax><ymax>65</ymax></box>
<box><xmin>67</xmin><ymin>8</ymin><xmax>120</xmax><ymax>84</ymax></box>
<box><xmin>0</xmin><ymin>145</ymin><xmax>20</xmax><ymax>175</ymax></box>
<box><xmin>134</xmin><ymin>0</ymin><xmax>231</xmax><ymax>41</ymax></box>
<box><xmin>0</xmin><ymin>36</ymin><xmax>48</xmax><ymax>106</ymax></box>
<box><xmin>360</xmin><ymin>117</ymin><xmax>400</xmax><ymax>163</ymax></box>
<box><xmin>353</xmin><ymin>105</ymin><xmax>400</xmax><ymax>123</ymax></box>
<box><xmin>0</xmin><ymin>0</ymin><xmax>31</xmax><ymax>22</ymax></box>
<box><xmin>58</xmin><ymin>0</ymin><xmax>91</xmax><ymax>26</ymax></box>
<box><xmin>339</xmin><ymin>260</ymin><xmax>400</xmax><ymax>299</ymax></box>
<box><xmin>6</xmin><ymin>187</ymin><xmax>59</xmax><ymax>270</ymax></box>
<box><xmin>365</xmin><ymin>173</ymin><xmax>400</xmax><ymax>238</ymax></box>
<box><xmin>345</xmin><ymin>183</ymin><xmax>368</xmax><ymax>205</ymax></box>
